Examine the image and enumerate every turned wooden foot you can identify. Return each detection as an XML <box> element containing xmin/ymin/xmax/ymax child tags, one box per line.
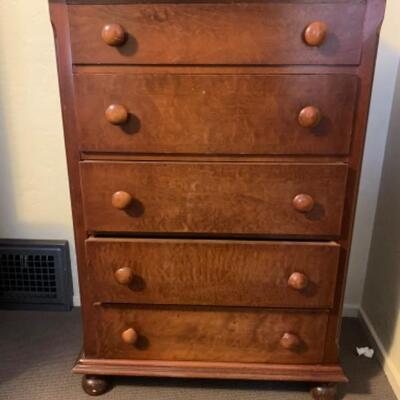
<box><xmin>310</xmin><ymin>383</ymin><xmax>337</xmax><ymax>400</ymax></box>
<box><xmin>81</xmin><ymin>375</ymin><xmax>111</xmax><ymax>396</ymax></box>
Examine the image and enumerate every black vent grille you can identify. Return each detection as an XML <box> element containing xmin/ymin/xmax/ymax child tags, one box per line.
<box><xmin>0</xmin><ymin>240</ymin><xmax>73</xmax><ymax>310</ymax></box>
<box><xmin>1</xmin><ymin>253</ymin><xmax>57</xmax><ymax>299</ymax></box>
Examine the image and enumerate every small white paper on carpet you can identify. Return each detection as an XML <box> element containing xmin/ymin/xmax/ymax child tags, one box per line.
<box><xmin>356</xmin><ymin>346</ymin><xmax>374</xmax><ymax>358</ymax></box>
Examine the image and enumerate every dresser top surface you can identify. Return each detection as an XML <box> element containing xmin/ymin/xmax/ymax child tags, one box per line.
<box><xmin>63</xmin><ymin>0</ymin><xmax>368</xmax><ymax>4</ymax></box>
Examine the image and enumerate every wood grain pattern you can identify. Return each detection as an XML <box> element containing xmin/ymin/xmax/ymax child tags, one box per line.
<box><xmin>67</xmin><ymin>0</ymin><xmax>364</xmax><ymax>4</ymax></box>
<box><xmin>101</xmin><ymin>23</ymin><xmax>126</xmax><ymax>46</ymax></box>
<box><xmin>94</xmin><ymin>305</ymin><xmax>329</xmax><ymax>363</ymax></box>
<box><xmin>49</xmin><ymin>0</ymin><xmax>386</xmax><ymax>389</ymax></box>
<box><xmin>73</xmin><ymin>356</ymin><xmax>348</xmax><ymax>383</ymax></box>
<box><xmin>74</xmin><ymin>73</ymin><xmax>357</xmax><ymax>155</ymax></box>
<box><xmin>86</xmin><ymin>238</ymin><xmax>340</xmax><ymax>308</ymax></box>
<box><xmin>80</xmin><ymin>161</ymin><xmax>348</xmax><ymax>236</ymax></box>
<box><xmin>49</xmin><ymin>0</ymin><xmax>100</xmax><ymax>357</ymax></box>
<box><xmin>81</xmin><ymin>153</ymin><xmax>349</xmax><ymax>163</ymax></box>
<box><xmin>304</xmin><ymin>21</ymin><xmax>328</xmax><ymax>47</ymax></box>
<box><xmin>68</xmin><ymin>3</ymin><xmax>365</xmax><ymax>65</ymax></box>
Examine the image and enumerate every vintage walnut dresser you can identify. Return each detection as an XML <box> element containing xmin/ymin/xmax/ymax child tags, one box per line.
<box><xmin>50</xmin><ymin>0</ymin><xmax>386</xmax><ymax>398</ymax></box>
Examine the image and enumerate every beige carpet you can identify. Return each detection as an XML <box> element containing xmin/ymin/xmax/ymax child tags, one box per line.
<box><xmin>0</xmin><ymin>309</ymin><xmax>396</xmax><ymax>399</ymax></box>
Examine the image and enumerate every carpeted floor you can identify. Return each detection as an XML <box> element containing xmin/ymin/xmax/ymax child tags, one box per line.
<box><xmin>0</xmin><ymin>309</ymin><xmax>397</xmax><ymax>399</ymax></box>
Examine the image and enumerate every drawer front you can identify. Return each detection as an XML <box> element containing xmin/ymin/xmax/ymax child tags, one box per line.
<box><xmin>68</xmin><ymin>3</ymin><xmax>365</xmax><ymax>65</ymax></box>
<box><xmin>95</xmin><ymin>306</ymin><xmax>328</xmax><ymax>363</ymax></box>
<box><xmin>80</xmin><ymin>162</ymin><xmax>348</xmax><ymax>236</ymax></box>
<box><xmin>75</xmin><ymin>74</ymin><xmax>357</xmax><ymax>155</ymax></box>
<box><xmin>86</xmin><ymin>238</ymin><xmax>340</xmax><ymax>309</ymax></box>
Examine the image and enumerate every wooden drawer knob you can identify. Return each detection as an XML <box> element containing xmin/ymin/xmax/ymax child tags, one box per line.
<box><xmin>280</xmin><ymin>332</ymin><xmax>301</xmax><ymax>350</ymax></box>
<box><xmin>112</xmin><ymin>191</ymin><xmax>133</xmax><ymax>210</ymax></box>
<box><xmin>298</xmin><ymin>106</ymin><xmax>321</xmax><ymax>128</ymax></box>
<box><xmin>304</xmin><ymin>21</ymin><xmax>328</xmax><ymax>47</ymax></box>
<box><xmin>101</xmin><ymin>23</ymin><xmax>126</xmax><ymax>46</ymax></box>
<box><xmin>288</xmin><ymin>272</ymin><xmax>309</xmax><ymax>290</ymax></box>
<box><xmin>292</xmin><ymin>194</ymin><xmax>315</xmax><ymax>213</ymax></box>
<box><xmin>105</xmin><ymin>104</ymin><xmax>129</xmax><ymax>125</ymax></box>
<box><xmin>114</xmin><ymin>267</ymin><xmax>134</xmax><ymax>285</ymax></box>
<box><xmin>121</xmin><ymin>328</ymin><xmax>138</xmax><ymax>345</ymax></box>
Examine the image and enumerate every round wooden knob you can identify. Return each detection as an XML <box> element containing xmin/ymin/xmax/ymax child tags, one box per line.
<box><xmin>101</xmin><ymin>23</ymin><xmax>126</xmax><ymax>46</ymax></box>
<box><xmin>112</xmin><ymin>191</ymin><xmax>133</xmax><ymax>210</ymax></box>
<box><xmin>105</xmin><ymin>104</ymin><xmax>129</xmax><ymax>125</ymax></box>
<box><xmin>114</xmin><ymin>267</ymin><xmax>135</xmax><ymax>285</ymax></box>
<box><xmin>292</xmin><ymin>194</ymin><xmax>315</xmax><ymax>213</ymax></box>
<box><xmin>298</xmin><ymin>106</ymin><xmax>321</xmax><ymax>128</ymax></box>
<box><xmin>121</xmin><ymin>328</ymin><xmax>138</xmax><ymax>345</ymax></box>
<box><xmin>288</xmin><ymin>272</ymin><xmax>309</xmax><ymax>290</ymax></box>
<box><xmin>280</xmin><ymin>332</ymin><xmax>301</xmax><ymax>350</ymax></box>
<box><xmin>304</xmin><ymin>21</ymin><xmax>328</xmax><ymax>47</ymax></box>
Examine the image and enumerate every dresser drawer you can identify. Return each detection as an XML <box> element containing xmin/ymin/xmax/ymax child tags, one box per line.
<box><xmin>68</xmin><ymin>3</ymin><xmax>365</xmax><ymax>65</ymax></box>
<box><xmin>86</xmin><ymin>238</ymin><xmax>339</xmax><ymax>308</ymax></box>
<box><xmin>75</xmin><ymin>73</ymin><xmax>357</xmax><ymax>156</ymax></box>
<box><xmin>80</xmin><ymin>161</ymin><xmax>347</xmax><ymax>237</ymax></box>
<box><xmin>94</xmin><ymin>306</ymin><xmax>328</xmax><ymax>363</ymax></box>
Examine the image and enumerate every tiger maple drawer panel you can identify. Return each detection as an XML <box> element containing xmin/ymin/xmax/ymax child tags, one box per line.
<box><xmin>68</xmin><ymin>3</ymin><xmax>366</xmax><ymax>65</ymax></box>
<box><xmin>94</xmin><ymin>306</ymin><xmax>329</xmax><ymax>363</ymax></box>
<box><xmin>86</xmin><ymin>238</ymin><xmax>340</xmax><ymax>308</ymax></box>
<box><xmin>80</xmin><ymin>161</ymin><xmax>348</xmax><ymax>236</ymax></box>
<box><xmin>75</xmin><ymin>73</ymin><xmax>358</xmax><ymax>155</ymax></box>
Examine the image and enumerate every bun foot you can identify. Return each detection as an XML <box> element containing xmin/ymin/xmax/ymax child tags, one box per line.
<box><xmin>310</xmin><ymin>383</ymin><xmax>337</xmax><ymax>399</ymax></box>
<box><xmin>82</xmin><ymin>375</ymin><xmax>111</xmax><ymax>396</ymax></box>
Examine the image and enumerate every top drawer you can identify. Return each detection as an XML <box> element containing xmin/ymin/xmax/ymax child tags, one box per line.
<box><xmin>68</xmin><ymin>3</ymin><xmax>366</xmax><ymax>65</ymax></box>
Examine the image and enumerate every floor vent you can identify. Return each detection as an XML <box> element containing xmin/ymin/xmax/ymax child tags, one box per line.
<box><xmin>0</xmin><ymin>239</ymin><xmax>73</xmax><ymax>311</ymax></box>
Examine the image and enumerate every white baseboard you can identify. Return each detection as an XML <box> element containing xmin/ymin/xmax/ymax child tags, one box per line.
<box><xmin>73</xmin><ymin>294</ymin><xmax>81</xmax><ymax>307</ymax></box>
<box><xmin>359</xmin><ymin>307</ymin><xmax>400</xmax><ymax>399</ymax></box>
<box><xmin>342</xmin><ymin>303</ymin><xmax>360</xmax><ymax>317</ymax></box>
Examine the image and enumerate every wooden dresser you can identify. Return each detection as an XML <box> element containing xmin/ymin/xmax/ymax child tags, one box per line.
<box><xmin>49</xmin><ymin>0</ymin><xmax>386</xmax><ymax>398</ymax></box>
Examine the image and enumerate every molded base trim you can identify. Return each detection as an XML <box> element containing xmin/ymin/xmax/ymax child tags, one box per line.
<box><xmin>73</xmin><ymin>354</ymin><xmax>348</xmax><ymax>383</ymax></box>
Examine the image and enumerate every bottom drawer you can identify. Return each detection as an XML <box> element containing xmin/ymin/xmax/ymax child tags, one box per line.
<box><xmin>95</xmin><ymin>306</ymin><xmax>328</xmax><ymax>364</ymax></box>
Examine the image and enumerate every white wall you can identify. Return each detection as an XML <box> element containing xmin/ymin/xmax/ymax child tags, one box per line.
<box><xmin>361</xmin><ymin>61</ymin><xmax>400</xmax><ymax>398</ymax></box>
<box><xmin>0</xmin><ymin>0</ymin><xmax>397</xmax><ymax>310</ymax></box>
<box><xmin>0</xmin><ymin>1</ymin><xmax>79</xmax><ymax>303</ymax></box>
<box><xmin>344</xmin><ymin>0</ymin><xmax>400</xmax><ymax>312</ymax></box>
